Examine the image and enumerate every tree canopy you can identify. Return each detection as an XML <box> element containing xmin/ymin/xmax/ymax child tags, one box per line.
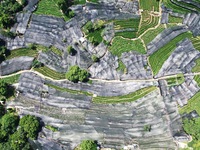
<box><xmin>1</xmin><ymin>113</ymin><xmax>19</xmax><ymax>135</ymax></box>
<box><xmin>66</xmin><ymin>65</ymin><xmax>89</xmax><ymax>83</ymax></box>
<box><xmin>0</xmin><ymin>80</ymin><xmax>8</xmax><ymax>97</ymax></box>
<box><xmin>19</xmin><ymin>115</ymin><xmax>40</xmax><ymax>140</ymax></box>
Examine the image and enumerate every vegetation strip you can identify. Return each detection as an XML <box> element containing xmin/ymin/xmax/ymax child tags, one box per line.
<box><xmin>46</xmin><ymin>83</ymin><xmax>93</xmax><ymax>96</ymax></box>
<box><xmin>179</xmin><ymin>91</ymin><xmax>200</xmax><ymax>115</ymax></box>
<box><xmin>109</xmin><ymin>37</ymin><xmax>146</xmax><ymax>57</ymax></box>
<box><xmin>33</xmin><ymin>66</ymin><xmax>65</xmax><ymax>80</ymax></box>
<box><xmin>93</xmin><ymin>86</ymin><xmax>157</xmax><ymax>104</ymax></box>
<box><xmin>0</xmin><ymin>74</ymin><xmax>21</xmax><ymax>84</ymax></box>
<box><xmin>149</xmin><ymin>32</ymin><xmax>193</xmax><ymax>76</ymax></box>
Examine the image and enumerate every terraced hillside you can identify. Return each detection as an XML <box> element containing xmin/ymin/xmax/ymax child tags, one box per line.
<box><xmin>0</xmin><ymin>0</ymin><xmax>200</xmax><ymax>149</ymax></box>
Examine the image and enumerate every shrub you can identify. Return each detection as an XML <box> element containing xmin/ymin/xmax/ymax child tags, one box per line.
<box><xmin>79</xmin><ymin>140</ymin><xmax>97</xmax><ymax>150</ymax></box>
<box><xmin>1</xmin><ymin>113</ymin><xmax>19</xmax><ymax>135</ymax></box>
<box><xmin>91</xmin><ymin>55</ymin><xmax>99</xmax><ymax>62</ymax></box>
<box><xmin>66</xmin><ymin>65</ymin><xmax>89</xmax><ymax>83</ymax></box>
<box><xmin>67</xmin><ymin>45</ymin><xmax>76</xmax><ymax>55</ymax></box>
<box><xmin>19</xmin><ymin>115</ymin><xmax>40</xmax><ymax>140</ymax></box>
<box><xmin>0</xmin><ymin>80</ymin><xmax>8</xmax><ymax>97</ymax></box>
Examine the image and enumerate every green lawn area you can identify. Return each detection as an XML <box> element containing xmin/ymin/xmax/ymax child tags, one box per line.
<box><xmin>141</xmin><ymin>24</ymin><xmax>166</xmax><ymax>45</ymax></box>
<box><xmin>35</xmin><ymin>0</ymin><xmax>69</xmax><ymax>21</ymax></box>
<box><xmin>46</xmin><ymin>83</ymin><xmax>92</xmax><ymax>96</ymax></box>
<box><xmin>140</xmin><ymin>0</ymin><xmax>160</xmax><ymax>12</ymax></box>
<box><xmin>0</xmin><ymin>74</ymin><xmax>21</xmax><ymax>84</ymax></box>
<box><xmin>45</xmin><ymin>125</ymin><xmax>59</xmax><ymax>132</ymax></box>
<box><xmin>93</xmin><ymin>86</ymin><xmax>157</xmax><ymax>104</ymax></box>
<box><xmin>179</xmin><ymin>91</ymin><xmax>200</xmax><ymax>115</ymax></box>
<box><xmin>6</xmin><ymin>48</ymin><xmax>38</xmax><ymax>60</ymax></box>
<box><xmin>194</xmin><ymin>75</ymin><xmax>200</xmax><ymax>87</ymax></box>
<box><xmin>137</xmin><ymin>11</ymin><xmax>159</xmax><ymax>36</ymax></box>
<box><xmin>191</xmin><ymin>36</ymin><xmax>200</xmax><ymax>51</ymax></box>
<box><xmin>192</xmin><ymin>59</ymin><xmax>200</xmax><ymax>73</ymax></box>
<box><xmin>163</xmin><ymin>0</ymin><xmax>191</xmax><ymax>14</ymax></box>
<box><xmin>109</xmin><ymin>37</ymin><xmax>146</xmax><ymax>57</ymax></box>
<box><xmin>166</xmin><ymin>73</ymin><xmax>184</xmax><ymax>86</ymax></box>
<box><xmin>168</xmin><ymin>15</ymin><xmax>183</xmax><ymax>24</ymax></box>
<box><xmin>149</xmin><ymin>32</ymin><xmax>193</xmax><ymax>76</ymax></box>
<box><xmin>34</xmin><ymin>66</ymin><xmax>65</xmax><ymax>80</ymax></box>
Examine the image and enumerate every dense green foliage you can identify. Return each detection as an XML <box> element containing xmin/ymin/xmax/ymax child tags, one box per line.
<box><xmin>19</xmin><ymin>115</ymin><xmax>40</xmax><ymax>140</ymax></box>
<box><xmin>0</xmin><ymin>81</ymin><xmax>8</xmax><ymax>97</ymax></box>
<box><xmin>0</xmin><ymin>0</ymin><xmax>27</xmax><ymax>28</ymax></box>
<box><xmin>1</xmin><ymin>113</ymin><xmax>19</xmax><ymax>135</ymax></box>
<box><xmin>66</xmin><ymin>65</ymin><xmax>89</xmax><ymax>83</ymax></box>
<box><xmin>82</xmin><ymin>21</ymin><xmax>105</xmax><ymax>46</ymax></box>
<box><xmin>10</xmin><ymin>128</ymin><xmax>31</xmax><ymax>150</ymax></box>
<box><xmin>79</xmin><ymin>140</ymin><xmax>97</xmax><ymax>150</ymax></box>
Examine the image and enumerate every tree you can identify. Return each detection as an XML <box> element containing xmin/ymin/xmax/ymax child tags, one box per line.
<box><xmin>79</xmin><ymin>140</ymin><xmax>97</xmax><ymax>150</ymax></box>
<box><xmin>91</xmin><ymin>55</ymin><xmax>99</xmax><ymax>62</ymax></box>
<box><xmin>19</xmin><ymin>115</ymin><xmax>40</xmax><ymax>140</ymax></box>
<box><xmin>67</xmin><ymin>45</ymin><xmax>76</xmax><ymax>55</ymax></box>
<box><xmin>10</xmin><ymin>128</ymin><xmax>29</xmax><ymax>150</ymax></box>
<box><xmin>0</xmin><ymin>81</ymin><xmax>8</xmax><ymax>97</ymax></box>
<box><xmin>66</xmin><ymin>65</ymin><xmax>89</xmax><ymax>83</ymax></box>
<box><xmin>0</xmin><ymin>46</ymin><xmax>7</xmax><ymax>61</ymax></box>
<box><xmin>1</xmin><ymin>113</ymin><xmax>19</xmax><ymax>135</ymax></box>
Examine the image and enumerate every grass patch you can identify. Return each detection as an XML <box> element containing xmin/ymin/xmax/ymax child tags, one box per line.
<box><xmin>117</xmin><ymin>60</ymin><xmax>126</xmax><ymax>73</ymax></box>
<box><xmin>192</xmin><ymin>59</ymin><xmax>200</xmax><ymax>73</ymax></box>
<box><xmin>35</xmin><ymin>0</ymin><xmax>69</xmax><ymax>21</ymax></box>
<box><xmin>179</xmin><ymin>91</ymin><xmax>200</xmax><ymax>115</ymax></box>
<box><xmin>168</xmin><ymin>15</ymin><xmax>183</xmax><ymax>23</ymax></box>
<box><xmin>149</xmin><ymin>32</ymin><xmax>193</xmax><ymax>76</ymax></box>
<box><xmin>140</xmin><ymin>0</ymin><xmax>160</xmax><ymax>11</ymax></box>
<box><xmin>191</xmin><ymin>36</ymin><xmax>200</xmax><ymax>51</ymax></box>
<box><xmin>6</xmin><ymin>48</ymin><xmax>38</xmax><ymax>60</ymax></box>
<box><xmin>45</xmin><ymin>125</ymin><xmax>59</xmax><ymax>132</ymax></box>
<box><xmin>137</xmin><ymin>11</ymin><xmax>159</xmax><ymax>36</ymax></box>
<box><xmin>141</xmin><ymin>24</ymin><xmax>166</xmax><ymax>45</ymax></box>
<box><xmin>166</xmin><ymin>73</ymin><xmax>184</xmax><ymax>86</ymax></box>
<box><xmin>46</xmin><ymin>83</ymin><xmax>92</xmax><ymax>96</ymax></box>
<box><xmin>34</xmin><ymin>66</ymin><xmax>65</xmax><ymax>80</ymax></box>
<box><xmin>0</xmin><ymin>74</ymin><xmax>21</xmax><ymax>84</ymax></box>
<box><xmin>93</xmin><ymin>86</ymin><xmax>157</xmax><ymax>104</ymax></box>
<box><xmin>194</xmin><ymin>75</ymin><xmax>200</xmax><ymax>87</ymax></box>
<box><xmin>109</xmin><ymin>37</ymin><xmax>146</xmax><ymax>57</ymax></box>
